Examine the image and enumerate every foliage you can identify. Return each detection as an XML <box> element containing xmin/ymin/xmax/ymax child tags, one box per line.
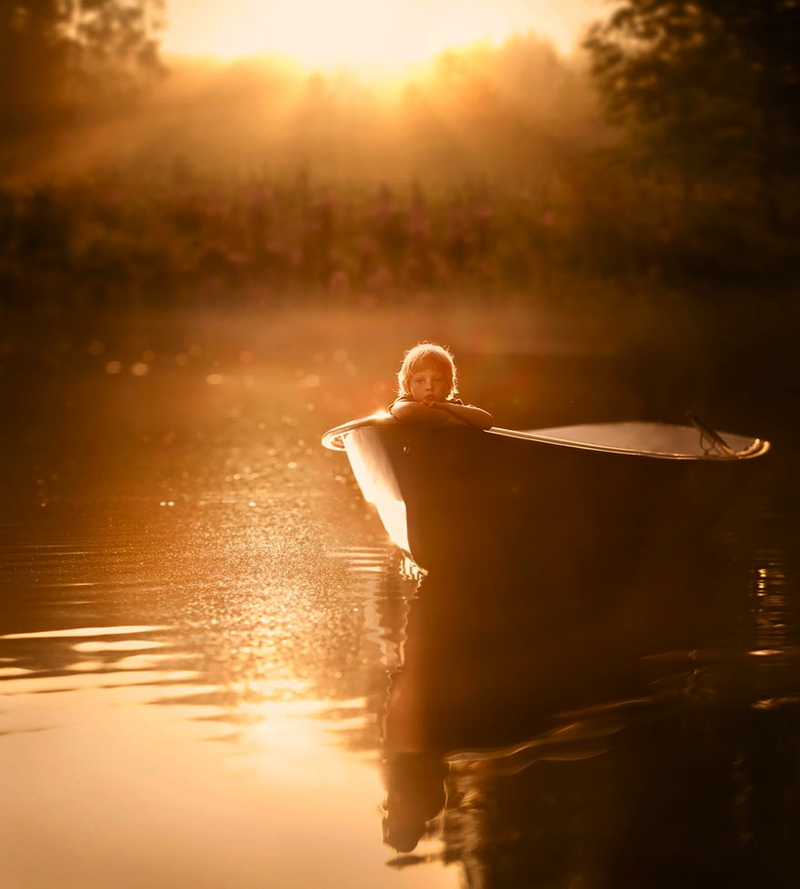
<box><xmin>1</xmin><ymin>162</ymin><xmax>797</xmax><ymax>327</ymax></box>
<box><xmin>584</xmin><ymin>0</ymin><xmax>800</xmax><ymax>228</ymax></box>
<box><xmin>0</xmin><ymin>0</ymin><xmax>165</xmax><ymax>137</ymax></box>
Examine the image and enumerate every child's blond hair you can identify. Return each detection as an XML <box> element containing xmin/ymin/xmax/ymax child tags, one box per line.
<box><xmin>396</xmin><ymin>343</ymin><xmax>458</xmax><ymax>399</ymax></box>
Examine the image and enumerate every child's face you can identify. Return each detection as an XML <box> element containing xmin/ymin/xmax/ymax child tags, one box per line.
<box><xmin>408</xmin><ymin>363</ymin><xmax>451</xmax><ymax>404</ymax></box>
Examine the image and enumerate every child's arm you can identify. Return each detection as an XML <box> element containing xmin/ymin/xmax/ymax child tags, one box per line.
<box><xmin>390</xmin><ymin>399</ymin><xmax>493</xmax><ymax>429</ymax></box>
<box><xmin>432</xmin><ymin>401</ymin><xmax>493</xmax><ymax>429</ymax></box>
<box><xmin>389</xmin><ymin>400</ymin><xmax>445</xmax><ymax>423</ymax></box>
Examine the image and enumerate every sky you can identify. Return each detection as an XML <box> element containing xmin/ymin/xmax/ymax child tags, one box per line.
<box><xmin>161</xmin><ymin>0</ymin><xmax>605</xmax><ymax>74</ymax></box>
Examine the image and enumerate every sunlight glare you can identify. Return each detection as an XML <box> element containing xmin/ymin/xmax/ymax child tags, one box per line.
<box><xmin>163</xmin><ymin>0</ymin><xmax>589</xmax><ymax>73</ymax></box>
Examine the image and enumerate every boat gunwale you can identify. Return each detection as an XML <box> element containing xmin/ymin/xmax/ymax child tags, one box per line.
<box><xmin>321</xmin><ymin>415</ymin><xmax>771</xmax><ymax>462</ymax></box>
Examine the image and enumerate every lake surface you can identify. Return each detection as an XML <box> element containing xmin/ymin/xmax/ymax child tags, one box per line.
<box><xmin>2</xmin><ymin>305</ymin><xmax>798</xmax><ymax>888</ymax></box>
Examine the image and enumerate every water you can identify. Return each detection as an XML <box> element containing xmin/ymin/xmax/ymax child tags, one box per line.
<box><xmin>2</xmin><ymin>306</ymin><xmax>798</xmax><ymax>888</ymax></box>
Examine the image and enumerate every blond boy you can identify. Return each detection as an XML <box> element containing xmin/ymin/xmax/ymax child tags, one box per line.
<box><xmin>389</xmin><ymin>343</ymin><xmax>493</xmax><ymax>430</ymax></box>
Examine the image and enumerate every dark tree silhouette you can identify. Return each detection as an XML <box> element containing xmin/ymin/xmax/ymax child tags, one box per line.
<box><xmin>585</xmin><ymin>0</ymin><xmax>800</xmax><ymax>230</ymax></box>
<box><xmin>0</xmin><ymin>0</ymin><xmax>165</xmax><ymax>138</ymax></box>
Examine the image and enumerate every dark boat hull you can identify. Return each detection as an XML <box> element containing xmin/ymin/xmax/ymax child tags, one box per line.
<box><xmin>340</xmin><ymin>419</ymin><xmax>762</xmax><ymax>577</ymax></box>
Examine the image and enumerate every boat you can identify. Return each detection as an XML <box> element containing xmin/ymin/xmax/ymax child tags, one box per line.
<box><xmin>322</xmin><ymin>411</ymin><xmax>770</xmax><ymax>576</ymax></box>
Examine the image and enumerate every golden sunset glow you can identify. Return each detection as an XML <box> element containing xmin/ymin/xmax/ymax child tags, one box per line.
<box><xmin>162</xmin><ymin>0</ymin><xmax>596</xmax><ymax>74</ymax></box>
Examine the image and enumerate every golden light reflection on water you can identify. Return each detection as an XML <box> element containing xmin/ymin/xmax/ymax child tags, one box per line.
<box><xmin>1</xmin><ymin>683</ymin><xmax>458</xmax><ymax>889</ymax></box>
<box><xmin>0</xmin><ymin>507</ymin><xmax>458</xmax><ymax>888</ymax></box>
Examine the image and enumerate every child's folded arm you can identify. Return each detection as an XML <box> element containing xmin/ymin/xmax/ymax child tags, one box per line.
<box><xmin>435</xmin><ymin>401</ymin><xmax>493</xmax><ymax>429</ymax></box>
<box><xmin>389</xmin><ymin>400</ymin><xmax>442</xmax><ymax>422</ymax></box>
<box><xmin>390</xmin><ymin>399</ymin><xmax>493</xmax><ymax>429</ymax></box>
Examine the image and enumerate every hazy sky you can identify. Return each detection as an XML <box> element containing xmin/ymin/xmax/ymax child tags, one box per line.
<box><xmin>162</xmin><ymin>0</ymin><xmax>605</xmax><ymax>72</ymax></box>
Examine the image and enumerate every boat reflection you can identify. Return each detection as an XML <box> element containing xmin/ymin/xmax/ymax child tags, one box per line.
<box><xmin>379</xmin><ymin>553</ymin><xmax>800</xmax><ymax>887</ymax></box>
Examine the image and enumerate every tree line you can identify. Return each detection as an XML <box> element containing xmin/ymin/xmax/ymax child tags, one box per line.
<box><xmin>2</xmin><ymin>0</ymin><xmax>798</xmax><ymax>287</ymax></box>
<box><xmin>585</xmin><ymin>0</ymin><xmax>800</xmax><ymax>233</ymax></box>
<box><xmin>0</xmin><ymin>0</ymin><xmax>164</xmax><ymax>136</ymax></box>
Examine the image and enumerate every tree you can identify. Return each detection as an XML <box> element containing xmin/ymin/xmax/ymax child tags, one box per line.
<box><xmin>0</xmin><ymin>0</ymin><xmax>165</xmax><ymax>138</ymax></box>
<box><xmin>585</xmin><ymin>0</ymin><xmax>800</xmax><ymax>229</ymax></box>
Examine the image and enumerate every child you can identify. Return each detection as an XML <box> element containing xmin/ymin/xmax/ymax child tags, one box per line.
<box><xmin>389</xmin><ymin>343</ymin><xmax>493</xmax><ymax>430</ymax></box>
